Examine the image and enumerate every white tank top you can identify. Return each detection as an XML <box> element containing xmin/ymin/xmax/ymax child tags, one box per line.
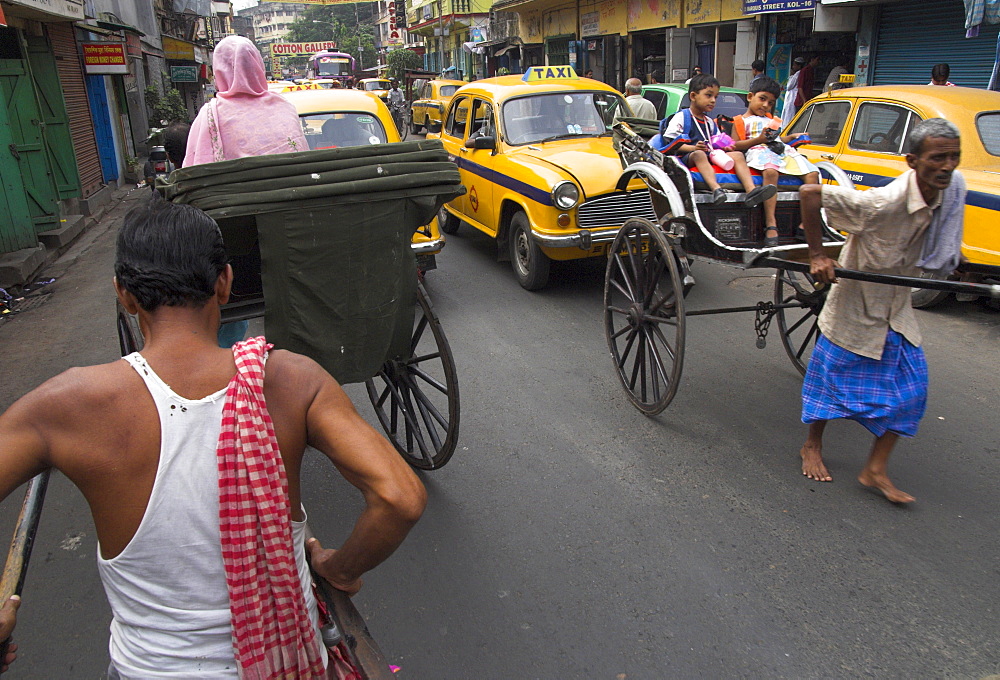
<box><xmin>98</xmin><ymin>353</ymin><xmax>326</xmax><ymax>679</ymax></box>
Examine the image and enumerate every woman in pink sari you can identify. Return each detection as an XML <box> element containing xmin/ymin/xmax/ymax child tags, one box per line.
<box><xmin>185</xmin><ymin>36</ymin><xmax>307</xmax><ymax>166</ymax></box>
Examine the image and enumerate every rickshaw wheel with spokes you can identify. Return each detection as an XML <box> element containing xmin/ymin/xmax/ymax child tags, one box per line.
<box><xmin>116</xmin><ymin>299</ymin><xmax>144</xmax><ymax>356</ymax></box>
<box><xmin>366</xmin><ymin>281</ymin><xmax>460</xmax><ymax>470</ymax></box>
<box><xmin>774</xmin><ymin>269</ymin><xmax>828</xmax><ymax>375</ymax></box>
<box><xmin>604</xmin><ymin>217</ymin><xmax>686</xmax><ymax>415</ymax></box>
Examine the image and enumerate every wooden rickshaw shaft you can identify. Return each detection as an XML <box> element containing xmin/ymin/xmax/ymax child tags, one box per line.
<box><xmin>752</xmin><ymin>256</ymin><xmax>1000</xmax><ymax>298</ymax></box>
<box><xmin>0</xmin><ymin>470</ymin><xmax>51</xmax><ymax>660</ymax></box>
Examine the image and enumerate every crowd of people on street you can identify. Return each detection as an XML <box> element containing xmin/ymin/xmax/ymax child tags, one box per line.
<box><xmin>0</xmin><ymin>33</ymin><xmax>972</xmax><ymax>677</ymax></box>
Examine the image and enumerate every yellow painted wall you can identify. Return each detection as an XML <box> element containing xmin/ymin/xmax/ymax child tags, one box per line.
<box><xmin>517</xmin><ymin>0</ymin><xmax>749</xmax><ymax>40</ymax></box>
<box><xmin>579</xmin><ymin>0</ymin><xmax>628</xmax><ymax>37</ymax></box>
<box><xmin>685</xmin><ymin>0</ymin><xmax>747</xmax><ymax>25</ymax></box>
<box><xmin>627</xmin><ymin>0</ymin><xmax>682</xmax><ymax>32</ymax></box>
<box><xmin>518</xmin><ymin>0</ymin><xmax>577</xmax><ymax>40</ymax></box>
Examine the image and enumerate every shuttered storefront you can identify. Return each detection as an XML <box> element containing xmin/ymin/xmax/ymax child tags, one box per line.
<box><xmin>48</xmin><ymin>22</ymin><xmax>103</xmax><ymax>198</ymax></box>
<box><xmin>873</xmin><ymin>1</ymin><xmax>1000</xmax><ymax>89</ymax></box>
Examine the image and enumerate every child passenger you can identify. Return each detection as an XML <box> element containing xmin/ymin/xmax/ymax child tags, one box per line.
<box><xmin>657</xmin><ymin>73</ymin><xmax>776</xmax><ymax>207</ymax></box>
<box><xmin>731</xmin><ymin>76</ymin><xmax>820</xmax><ymax>247</ymax></box>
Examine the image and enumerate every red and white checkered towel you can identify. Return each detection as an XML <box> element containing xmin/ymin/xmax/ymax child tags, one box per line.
<box><xmin>217</xmin><ymin>336</ymin><xmax>326</xmax><ymax>679</ymax></box>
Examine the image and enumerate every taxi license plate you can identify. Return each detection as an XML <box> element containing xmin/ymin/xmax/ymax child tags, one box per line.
<box><xmin>591</xmin><ymin>240</ymin><xmax>651</xmax><ymax>257</ymax></box>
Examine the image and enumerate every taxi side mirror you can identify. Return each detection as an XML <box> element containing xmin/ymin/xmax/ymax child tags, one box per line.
<box><xmin>466</xmin><ymin>135</ymin><xmax>496</xmax><ymax>150</ymax></box>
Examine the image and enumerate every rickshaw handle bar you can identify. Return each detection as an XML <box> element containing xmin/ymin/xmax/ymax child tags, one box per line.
<box><xmin>0</xmin><ymin>470</ymin><xmax>51</xmax><ymax>659</ymax></box>
<box><xmin>304</xmin><ymin>525</ymin><xmax>395</xmax><ymax>680</ymax></box>
<box><xmin>753</xmin><ymin>257</ymin><xmax>1000</xmax><ymax>298</ymax></box>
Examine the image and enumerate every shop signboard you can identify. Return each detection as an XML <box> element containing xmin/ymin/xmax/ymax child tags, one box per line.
<box><xmin>581</xmin><ymin>11</ymin><xmax>599</xmax><ymax>37</ymax></box>
<box><xmin>82</xmin><ymin>42</ymin><xmax>129</xmax><ymax>75</ymax></box>
<box><xmin>271</xmin><ymin>41</ymin><xmax>338</xmax><ymax>56</ymax></box>
<box><xmin>743</xmin><ymin>0</ymin><xmax>815</xmax><ymax>13</ymax></box>
<box><xmin>7</xmin><ymin>0</ymin><xmax>83</xmax><ymax>20</ymax></box>
<box><xmin>163</xmin><ymin>35</ymin><xmax>196</xmax><ymax>61</ymax></box>
<box><xmin>170</xmin><ymin>65</ymin><xmax>199</xmax><ymax>83</ymax></box>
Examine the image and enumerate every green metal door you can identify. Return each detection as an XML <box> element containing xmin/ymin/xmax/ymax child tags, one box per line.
<box><xmin>0</xmin><ymin>56</ymin><xmax>59</xmax><ymax>233</ymax></box>
<box><xmin>0</xmin><ymin>104</ymin><xmax>35</xmax><ymax>253</ymax></box>
<box><xmin>25</xmin><ymin>36</ymin><xmax>80</xmax><ymax>200</ymax></box>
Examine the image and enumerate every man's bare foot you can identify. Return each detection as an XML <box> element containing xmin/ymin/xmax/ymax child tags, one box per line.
<box><xmin>858</xmin><ymin>470</ymin><xmax>914</xmax><ymax>504</ymax></box>
<box><xmin>800</xmin><ymin>443</ymin><xmax>832</xmax><ymax>481</ymax></box>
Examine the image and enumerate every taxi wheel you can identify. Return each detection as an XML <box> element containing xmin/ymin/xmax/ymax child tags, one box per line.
<box><xmin>911</xmin><ymin>272</ymin><xmax>951</xmax><ymax>309</ymax></box>
<box><xmin>410</xmin><ymin>114</ymin><xmax>422</xmax><ymax>135</ymax></box>
<box><xmin>509</xmin><ymin>211</ymin><xmax>550</xmax><ymax>291</ymax></box>
<box><xmin>438</xmin><ymin>205</ymin><xmax>460</xmax><ymax>234</ymax></box>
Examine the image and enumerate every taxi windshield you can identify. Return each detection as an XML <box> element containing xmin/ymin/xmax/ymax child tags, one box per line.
<box><xmin>298</xmin><ymin>112</ymin><xmax>388</xmax><ymax>149</ymax></box>
<box><xmin>439</xmin><ymin>85</ymin><xmax>459</xmax><ymax>97</ymax></box>
<box><xmin>364</xmin><ymin>80</ymin><xmax>391</xmax><ymax>91</ymax></box>
<box><xmin>502</xmin><ymin>91</ymin><xmax>626</xmax><ymax>145</ymax></box>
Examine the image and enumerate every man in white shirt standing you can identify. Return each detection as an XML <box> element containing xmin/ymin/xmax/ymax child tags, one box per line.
<box><xmin>622</xmin><ymin>78</ymin><xmax>657</xmax><ymax>120</ymax></box>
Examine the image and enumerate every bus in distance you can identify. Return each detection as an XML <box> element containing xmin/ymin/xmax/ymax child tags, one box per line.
<box><xmin>308</xmin><ymin>51</ymin><xmax>356</xmax><ymax>82</ymax></box>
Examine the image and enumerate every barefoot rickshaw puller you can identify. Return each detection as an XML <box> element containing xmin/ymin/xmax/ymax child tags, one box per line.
<box><xmin>798</xmin><ymin>118</ymin><xmax>965</xmax><ymax>504</ymax></box>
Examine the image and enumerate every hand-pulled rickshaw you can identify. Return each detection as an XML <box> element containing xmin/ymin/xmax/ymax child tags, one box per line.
<box><xmin>604</xmin><ymin>122</ymin><xmax>1000</xmax><ymax>415</ymax></box>
<box><xmin>2</xmin><ymin>140</ymin><xmax>466</xmax><ymax>679</ymax></box>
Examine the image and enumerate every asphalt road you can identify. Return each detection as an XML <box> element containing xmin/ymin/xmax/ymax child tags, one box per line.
<box><xmin>1</xmin><ymin>187</ymin><xmax>999</xmax><ymax>679</ymax></box>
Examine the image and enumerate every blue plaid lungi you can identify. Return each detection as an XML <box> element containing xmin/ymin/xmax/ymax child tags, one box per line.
<box><xmin>802</xmin><ymin>329</ymin><xmax>928</xmax><ymax>437</ymax></box>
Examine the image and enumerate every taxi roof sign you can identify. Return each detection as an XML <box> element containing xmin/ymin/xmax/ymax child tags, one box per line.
<box><xmin>521</xmin><ymin>66</ymin><xmax>579</xmax><ymax>82</ymax></box>
<box><xmin>281</xmin><ymin>83</ymin><xmax>322</xmax><ymax>93</ymax></box>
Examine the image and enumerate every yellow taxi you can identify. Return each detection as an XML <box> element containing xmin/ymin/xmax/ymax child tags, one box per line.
<box><xmin>429</xmin><ymin>66</ymin><xmax>647</xmax><ymax>290</ymax></box>
<box><xmin>786</xmin><ymin>85</ymin><xmax>1000</xmax><ymax>305</ymax></box>
<box><xmin>410</xmin><ymin>78</ymin><xmax>466</xmax><ymax>135</ymax></box>
<box><xmin>281</xmin><ymin>87</ymin><xmax>445</xmax><ymax>271</ymax></box>
<box><xmin>357</xmin><ymin>77</ymin><xmax>392</xmax><ymax>101</ymax></box>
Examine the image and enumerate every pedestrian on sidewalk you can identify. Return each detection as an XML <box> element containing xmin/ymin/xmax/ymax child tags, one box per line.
<box><xmin>797</xmin><ymin>118</ymin><xmax>965</xmax><ymax>504</ymax></box>
<box><xmin>0</xmin><ymin>196</ymin><xmax>426</xmax><ymax>676</ymax></box>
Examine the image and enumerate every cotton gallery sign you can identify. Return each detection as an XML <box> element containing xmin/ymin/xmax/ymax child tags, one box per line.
<box><xmin>271</xmin><ymin>41</ymin><xmax>338</xmax><ymax>56</ymax></box>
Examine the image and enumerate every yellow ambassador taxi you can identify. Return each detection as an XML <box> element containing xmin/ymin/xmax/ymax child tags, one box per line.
<box><xmin>281</xmin><ymin>87</ymin><xmax>446</xmax><ymax>271</ymax></box>
<box><xmin>358</xmin><ymin>78</ymin><xmax>391</xmax><ymax>101</ymax></box>
<box><xmin>431</xmin><ymin>66</ymin><xmax>647</xmax><ymax>290</ymax></box>
<box><xmin>786</xmin><ymin>85</ymin><xmax>1000</xmax><ymax>306</ymax></box>
<box><xmin>410</xmin><ymin>78</ymin><xmax>466</xmax><ymax>135</ymax></box>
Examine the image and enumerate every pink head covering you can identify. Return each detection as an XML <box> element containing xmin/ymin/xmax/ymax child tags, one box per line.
<box><xmin>184</xmin><ymin>36</ymin><xmax>308</xmax><ymax>167</ymax></box>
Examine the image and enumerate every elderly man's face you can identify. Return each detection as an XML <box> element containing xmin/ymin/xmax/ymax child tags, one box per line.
<box><xmin>907</xmin><ymin>136</ymin><xmax>961</xmax><ymax>193</ymax></box>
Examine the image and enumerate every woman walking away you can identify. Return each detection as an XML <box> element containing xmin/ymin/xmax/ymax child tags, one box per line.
<box><xmin>185</xmin><ymin>35</ymin><xmax>307</xmax><ymax>166</ymax></box>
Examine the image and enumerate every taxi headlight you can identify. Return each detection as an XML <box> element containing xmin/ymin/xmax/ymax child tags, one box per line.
<box><xmin>552</xmin><ymin>181</ymin><xmax>580</xmax><ymax>210</ymax></box>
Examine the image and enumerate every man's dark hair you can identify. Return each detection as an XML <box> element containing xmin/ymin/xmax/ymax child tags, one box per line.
<box><xmin>163</xmin><ymin>121</ymin><xmax>191</xmax><ymax>169</ymax></box>
<box><xmin>751</xmin><ymin>59</ymin><xmax>765</xmax><ymax>73</ymax></box>
<box><xmin>749</xmin><ymin>76</ymin><xmax>781</xmax><ymax>98</ymax></box>
<box><xmin>651</xmin><ymin>69</ymin><xmax>664</xmax><ymax>83</ymax></box>
<box><xmin>931</xmin><ymin>63</ymin><xmax>950</xmax><ymax>80</ymax></box>
<box><xmin>688</xmin><ymin>73</ymin><xmax>720</xmax><ymax>94</ymax></box>
<box><xmin>115</xmin><ymin>196</ymin><xmax>227</xmax><ymax>312</ymax></box>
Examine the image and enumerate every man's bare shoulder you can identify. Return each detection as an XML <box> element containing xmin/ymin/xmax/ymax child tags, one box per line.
<box><xmin>263</xmin><ymin>349</ymin><xmax>330</xmax><ymax>400</ymax></box>
<box><xmin>9</xmin><ymin>360</ymin><xmax>137</xmax><ymax>422</ymax></box>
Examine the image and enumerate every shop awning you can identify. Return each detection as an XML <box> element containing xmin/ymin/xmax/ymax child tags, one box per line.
<box><xmin>96</xmin><ymin>19</ymin><xmax>145</xmax><ymax>36</ymax></box>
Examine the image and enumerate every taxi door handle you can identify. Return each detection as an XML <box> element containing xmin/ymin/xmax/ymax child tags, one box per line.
<box><xmin>820</xmin><ymin>153</ymin><xmax>835</xmax><ymax>160</ymax></box>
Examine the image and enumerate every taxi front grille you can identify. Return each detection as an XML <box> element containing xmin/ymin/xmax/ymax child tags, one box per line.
<box><xmin>576</xmin><ymin>190</ymin><xmax>657</xmax><ymax>229</ymax></box>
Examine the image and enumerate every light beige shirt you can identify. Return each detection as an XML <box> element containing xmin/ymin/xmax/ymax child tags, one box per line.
<box><xmin>818</xmin><ymin>170</ymin><xmax>941</xmax><ymax>359</ymax></box>
<box><xmin>625</xmin><ymin>94</ymin><xmax>658</xmax><ymax>121</ymax></box>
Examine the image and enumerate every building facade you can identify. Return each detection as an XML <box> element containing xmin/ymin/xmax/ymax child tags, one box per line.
<box><xmin>405</xmin><ymin>0</ymin><xmax>492</xmax><ymax>78</ymax></box>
